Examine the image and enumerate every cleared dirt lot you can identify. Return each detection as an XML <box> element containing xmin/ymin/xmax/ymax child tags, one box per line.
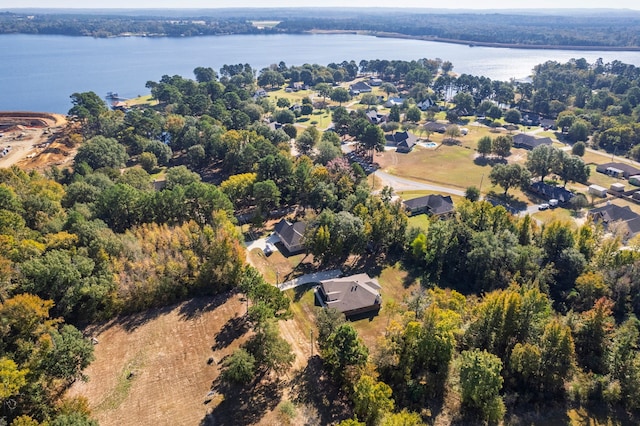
<box><xmin>68</xmin><ymin>294</ymin><xmax>349</xmax><ymax>426</ymax></box>
<box><xmin>0</xmin><ymin>112</ymin><xmax>71</xmax><ymax>170</ymax></box>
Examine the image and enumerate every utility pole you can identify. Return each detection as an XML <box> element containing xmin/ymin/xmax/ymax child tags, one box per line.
<box><xmin>310</xmin><ymin>328</ymin><xmax>314</xmax><ymax>357</ymax></box>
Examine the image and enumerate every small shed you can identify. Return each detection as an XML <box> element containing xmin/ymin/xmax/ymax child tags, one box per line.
<box><xmin>589</xmin><ymin>184</ymin><xmax>608</xmax><ymax>198</ymax></box>
<box><xmin>610</xmin><ymin>182</ymin><xmax>626</xmax><ymax>192</ymax></box>
<box><xmin>630</xmin><ymin>175</ymin><xmax>640</xmax><ymax>186</ymax></box>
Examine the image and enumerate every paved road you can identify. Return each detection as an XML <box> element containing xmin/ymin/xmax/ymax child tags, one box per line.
<box><xmin>374</xmin><ymin>170</ymin><xmax>466</xmax><ymax>196</ymax></box>
<box><xmin>277</xmin><ymin>269</ymin><xmax>342</xmax><ymax>291</ymax></box>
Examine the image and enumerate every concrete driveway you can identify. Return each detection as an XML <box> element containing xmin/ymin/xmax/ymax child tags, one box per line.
<box><xmin>244</xmin><ymin>233</ymin><xmax>281</xmax><ymax>252</ymax></box>
<box><xmin>277</xmin><ymin>269</ymin><xmax>342</xmax><ymax>291</ymax></box>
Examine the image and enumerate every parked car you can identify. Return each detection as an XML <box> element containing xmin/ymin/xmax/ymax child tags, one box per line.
<box><xmin>538</xmin><ymin>203</ymin><xmax>550</xmax><ymax>211</ymax></box>
<box><xmin>263</xmin><ymin>243</ymin><xmax>275</xmax><ymax>256</ymax></box>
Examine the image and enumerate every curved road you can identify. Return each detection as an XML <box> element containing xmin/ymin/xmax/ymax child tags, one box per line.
<box><xmin>374</xmin><ymin>170</ymin><xmax>466</xmax><ymax>196</ymax></box>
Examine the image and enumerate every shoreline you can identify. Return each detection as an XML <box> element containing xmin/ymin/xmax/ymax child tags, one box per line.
<box><xmin>308</xmin><ymin>29</ymin><xmax>640</xmax><ymax>52</ymax></box>
<box><xmin>5</xmin><ymin>30</ymin><xmax>640</xmax><ymax>52</ymax></box>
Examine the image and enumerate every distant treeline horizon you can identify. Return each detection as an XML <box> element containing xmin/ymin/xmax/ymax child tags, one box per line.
<box><xmin>1</xmin><ymin>8</ymin><xmax>640</xmax><ymax>48</ymax></box>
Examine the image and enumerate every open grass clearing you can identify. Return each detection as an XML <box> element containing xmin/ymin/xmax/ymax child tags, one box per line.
<box><xmin>124</xmin><ymin>94</ymin><xmax>158</xmax><ymax>107</ymax></box>
<box><xmin>378</xmin><ymin>143</ymin><xmax>491</xmax><ymax>190</ymax></box>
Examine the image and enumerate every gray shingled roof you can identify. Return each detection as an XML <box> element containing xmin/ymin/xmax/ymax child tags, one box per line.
<box><xmin>513</xmin><ymin>133</ymin><xmax>553</xmax><ymax>149</ymax></box>
<box><xmin>318</xmin><ymin>273</ymin><xmax>381</xmax><ymax>315</ymax></box>
<box><xmin>403</xmin><ymin>194</ymin><xmax>454</xmax><ymax>215</ymax></box>
<box><xmin>274</xmin><ymin>219</ymin><xmax>306</xmax><ymax>251</ymax></box>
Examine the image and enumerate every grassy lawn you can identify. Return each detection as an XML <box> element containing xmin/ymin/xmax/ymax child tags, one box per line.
<box><xmin>295</xmin><ymin>110</ymin><xmax>333</xmax><ymax>130</ymax></box>
<box><xmin>124</xmin><ymin>94</ymin><xmax>158</xmax><ymax>107</ymax></box>
<box><xmin>379</xmin><ymin>143</ymin><xmax>489</xmax><ymax>190</ymax></box>
<box><xmin>532</xmin><ymin>207</ymin><xmax>579</xmax><ymax>226</ymax></box>
<box><xmin>407</xmin><ymin>214</ymin><xmax>431</xmax><ymax>231</ymax></box>
<box><xmin>350</xmin><ymin>263</ymin><xmax>420</xmax><ymax>349</ymax></box>
<box><xmin>247</xmin><ymin>247</ymin><xmax>309</xmax><ymax>284</ymax></box>
<box><xmin>586</xmin><ymin>164</ymin><xmax>621</xmax><ymax>188</ymax></box>
<box><xmin>285</xmin><ymin>263</ymin><xmax>420</xmax><ymax>353</ymax></box>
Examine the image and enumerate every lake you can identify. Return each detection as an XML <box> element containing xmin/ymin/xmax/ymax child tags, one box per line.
<box><xmin>2</xmin><ymin>33</ymin><xmax>640</xmax><ymax>114</ymax></box>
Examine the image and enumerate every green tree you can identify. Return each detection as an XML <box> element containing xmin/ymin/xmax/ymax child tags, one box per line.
<box><xmin>138</xmin><ymin>152</ymin><xmax>158</xmax><ymax>173</ymax></box>
<box><xmin>221</xmin><ymin>348</ymin><xmax>256</xmax><ymax>384</ymax></box>
<box><xmin>69</xmin><ymin>91</ymin><xmax>108</xmax><ymax>135</ymax></box>
<box><xmin>252</xmin><ymin>180</ymin><xmax>281</xmax><ymax>213</ymax></box>
<box><xmin>504</xmin><ymin>108</ymin><xmax>522</xmax><ymax>124</ymax></box>
<box><xmin>360</xmin><ymin>93</ymin><xmax>379</xmax><ymax>108</ymax></box>
<box><xmin>276</xmin><ymin>97</ymin><xmax>291</xmax><ymax>109</ymax></box>
<box><xmin>315</xmin><ymin>82</ymin><xmax>333</xmax><ymax>105</ymax></box>
<box><xmin>380</xmin><ymin>82</ymin><xmax>398</xmax><ymax>99</ymax></box>
<box><xmin>553</xmin><ymin>150</ymin><xmax>589</xmax><ymax>187</ymax></box>
<box><xmin>361</xmin><ymin>124</ymin><xmax>386</xmax><ymax>161</ymax></box>
<box><xmin>274</xmin><ymin>109</ymin><xmax>295</xmax><ymax>124</ymax></box>
<box><xmin>323</xmin><ymin>323</ymin><xmax>368</xmax><ymax>385</ymax></box>
<box><xmin>244</xmin><ymin>320</ymin><xmax>294</xmax><ymax>374</ymax></box>
<box><xmin>526</xmin><ymin>144</ymin><xmax>558</xmax><ymax>182</ymax></box>
<box><xmin>453</xmin><ymin>91</ymin><xmax>475</xmax><ymax>113</ymax></box>
<box><xmin>487</xmin><ymin>105</ymin><xmax>503</xmax><ymax>120</ymax></box>
<box><xmin>316</xmin><ymin>140</ymin><xmax>342</xmax><ymax>165</ymax></box>
<box><xmin>489</xmin><ymin>163</ymin><xmax>531</xmax><ymax>196</ymax></box>
<box><xmin>574</xmin><ymin>297</ymin><xmax>614</xmax><ymax>374</ymax></box>
<box><xmin>315</xmin><ymin>307</ymin><xmax>346</xmax><ymax>349</ymax></box>
<box><xmin>572</xmin><ymin>141</ymin><xmax>586</xmax><ymax>157</ymax></box>
<box><xmin>405</xmin><ymin>106</ymin><xmax>422</xmax><ymax>123</ymax></box>
<box><xmin>492</xmin><ymin>135</ymin><xmax>512</xmax><ymax>159</ymax></box>
<box><xmin>477</xmin><ymin>135</ymin><xmax>492</xmax><ymax>158</ymax></box>
<box><xmin>39</xmin><ymin>324</ymin><xmax>95</xmax><ymax>384</ymax></box>
<box><xmin>75</xmin><ymin>136</ymin><xmax>128</xmax><ymax>170</ymax></box>
<box><xmin>144</xmin><ymin>140</ymin><xmax>172</xmax><ymax>166</ymax></box>
<box><xmin>194</xmin><ymin>66</ymin><xmax>217</xmax><ymax>83</ymax></box>
<box><xmin>465</xmin><ymin>186</ymin><xmax>481</xmax><ymax>202</ymax></box>
<box><xmin>352</xmin><ymin>375</ymin><xmax>395</xmax><ymax>426</ymax></box>
<box><xmin>568</xmin><ymin>119</ymin><xmax>590</xmax><ymax>142</ymax></box>
<box><xmin>296</xmin><ymin>126</ymin><xmax>321</xmax><ymax>156</ymax></box>
<box><xmin>460</xmin><ymin>349</ymin><xmax>505</xmax><ymax>423</ymax></box>
<box><xmin>538</xmin><ymin>319</ymin><xmax>575</xmax><ymax>395</ymax></box>
<box><xmin>330</xmin><ymin>87</ymin><xmax>351</xmax><ymax>106</ymax></box>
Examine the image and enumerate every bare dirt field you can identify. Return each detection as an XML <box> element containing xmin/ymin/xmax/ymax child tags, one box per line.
<box><xmin>0</xmin><ymin>112</ymin><xmax>73</xmax><ymax>171</ymax></box>
<box><xmin>68</xmin><ymin>293</ymin><xmax>350</xmax><ymax>426</ymax></box>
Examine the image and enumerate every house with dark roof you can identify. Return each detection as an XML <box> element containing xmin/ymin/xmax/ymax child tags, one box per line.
<box><xmin>588</xmin><ymin>204</ymin><xmax>640</xmax><ymax>240</ymax></box>
<box><xmin>513</xmin><ymin>133</ymin><xmax>553</xmax><ymax>150</ymax></box>
<box><xmin>369</xmin><ymin>78</ymin><xmax>383</xmax><ymax>86</ymax></box>
<box><xmin>315</xmin><ymin>273</ymin><xmax>382</xmax><ymax>317</ymax></box>
<box><xmin>596</xmin><ymin>162</ymin><xmax>640</xmax><ymax>179</ymax></box>
<box><xmin>539</xmin><ymin>118</ymin><xmax>557</xmax><ymax>130</ymax></box>
<box><xmin>417</xmin><ymin>99</ymin><xmax>435</xmax><ymax>111</ymax></box>
<box><xmin>424</xmin><ymin>122</ymin><xmax>447</xmax><ymax>133</ymax></box>
<box><xmin>385</xmin><ymin>131</ymin><xmax>418</xmax><ymax>153</ymax></box>
<box><xmin>402</xmin><ymin>194</ymin><xmax>454</xmax><ymax>217</ymax></box>
<box><xmin>350</xmin><ymin>81</ymin><xmax>373</xmax><ymax>95</ymax></box>
<box><xmin>530</xmin><ymin>181</ymin><xmax>575</xmax><ymax>203</ymax></box>
<box><xmin>274</xmin><ymin>219</ymin><xmax>306</xmax><ymax>254</ymax></box>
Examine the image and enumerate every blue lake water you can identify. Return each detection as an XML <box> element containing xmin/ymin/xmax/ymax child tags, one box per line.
<box><xmin>2</xmin><ymin>33</ymin><xmax>640</xmax><ymax>113</ymax></box>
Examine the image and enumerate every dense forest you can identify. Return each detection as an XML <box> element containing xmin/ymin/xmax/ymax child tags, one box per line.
<box><xmin>1</xmin><ymin>8</ymin><xmax>640</xmax><ymax>48</ymax></box>
<box><xmin>2</xmin><ymin>54</ymin><xmax>640</xmax><ymax>425</ymax></box>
